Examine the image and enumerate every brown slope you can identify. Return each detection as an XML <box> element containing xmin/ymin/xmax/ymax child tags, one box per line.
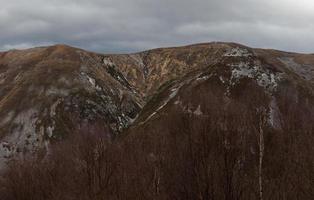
<box><xmin>0</xmin><ymin>44</ymin><xmax>142</xmax><ymax>168</ymax></box>
<box><xmin>120</xmin><ymin>45</ymin><xmax>314</xmax><ymax>199</ymax></box>
<box><xmin>0</xmin><ymin>42</ymin><xmax>314</xmax><ymax>171</ymax></box>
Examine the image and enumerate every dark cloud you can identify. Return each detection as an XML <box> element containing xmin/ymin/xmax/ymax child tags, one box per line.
<box><xmin>1</xmin><ymin>0</ymin><xmax>314</xmax><ymax>53</ymax></box>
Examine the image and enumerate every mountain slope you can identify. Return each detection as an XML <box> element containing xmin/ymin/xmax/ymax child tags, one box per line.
<box><xmin>0</xmin><ymin>45</ymin><xmax>143</xmax><ymax>167</ymax></box>
<box><xmin>120</xmin><ymin>45</ymin><xmax>314</xmax><ymax>199</ymax></box>
<box><xmin>0</xmin><ymin>42</ymin><xmax>314</xmax><ymax>171</ymax></box>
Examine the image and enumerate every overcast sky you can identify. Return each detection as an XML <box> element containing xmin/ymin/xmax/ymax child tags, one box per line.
<box><xmin>1</xmin><ymin>0</ymin><xmax>314</xmax><ymax>53</ymax></box>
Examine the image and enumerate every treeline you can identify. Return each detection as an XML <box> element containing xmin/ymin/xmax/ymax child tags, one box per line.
<box><xmin>1</xmin><ymin>84</ymin><xmax>314</xmax><ymax>200</ymax></box>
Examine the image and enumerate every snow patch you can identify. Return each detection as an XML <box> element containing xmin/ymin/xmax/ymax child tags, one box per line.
<box><xmin>141</xmin><ymin>75</ymin><xmax>198</xmax><ymax>125</ymax></box>
<box><xmin>80</xmin><ymin>72</ymin><xmax>103</xmax><ymax>92</ymax></box>
<box><xmin>87</xmin><ymin>76</ymin><xmax>96</xmax><ymax>87</ymax></box>
<box><xmin>229</xmin><ymin>61</ymin><xmax>281</xmax><ymax>92</ymax></box>
<box><xmin>103</xmin><ymin>58</ymin><xmax>114</xmax><ymax>66</ymax></box>
<box><xmin>193</xmin><ymin>105</ymin><xmax>203</xmax><ymax>115</ymax></box>
<box><xmin>196</xmin><ymin>75</ymin><xmax>210</xmax><ymax>81</ymax></box>
<box><xmin>46</xmin><ymin>87</ymin><xmax>69</xmax><ymax>96</ymax></box>
<box><xmin>12</xmin><ymin>109</ymin><xmax>38</xmax><ymax>142</ymax></box>
<box><xmin>0</xmin><ymin>108</ymin><xmax>43</xmax><ymax>169</ymax></box>
<box><xmin>224</xmin><ymin>47</ymin><xmax>253</xmax><ymax>57</ymax></box>
<box><xmin>140</xmin><ymin>87</ymin><xmax>180</xmax><ymax>125</ymax></box>
<box><xmin>46</xmin><ymin>126</ymin><xmax>54</xmax><ymax>138</ymax></box>
<box><xmin>50</xmin><ymin>99</ymin><xmax>61</xmax><ymax>117</ymax></box>
<box><xmin>80</xmin><ymin>72</ymin><xmax>98</xmax><ymax>89</ymax></box>
<box><xmin>219</xmin><ymin>76</ymin><xmax>226</xmax><ymax>83</ymax></box>
<box><xmin>169</xmin><ymin>87</ymin><xmax>179</xmax><ymax>99</ymax></box>
<box><xmin>174</xmin><ymin>100</ymin><xmax>181</xmax><ymax>105</ymax></box>
<box><xmin>96</xmin><ymin>85</ymin><xmax>102</xmax><ymax>91</ymax></box>
<box><xmin>174</xmin><ymin>101</ymin><xmax>204</xmax><ymax>116</ymax></box>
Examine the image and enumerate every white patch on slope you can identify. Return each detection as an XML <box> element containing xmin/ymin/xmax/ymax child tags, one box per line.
<box><xmin>80</xmin><ymin>72</ymin><xmax>97</xmax><ymax>89</ymax></box>
<box><xmin>50</xmin><ymin>99</ymin><xmax>61</xmax><ymax>117</ymax></box>
<box><xmin>141</xmin><ymin>87</ymin><xmax>179</xmax><ymax>125</ymax></box>
<box><xmin>193</xmin><ymin>105</ymin><xmax>203</xmax><ymax>115</ymax></box>
<box><xmin>268</xmin><ymin>97</ymin><xmax>282</xmax><ymax>130</ymax></box>
<box><xmin>103</xmin><ymin>58</ymin><xmax>114</xmax><ymax>67</ymax></box>
<box><xmin>46</xmin><ymin>87</ymin><xmax>69</xmax><ymax>96</ymax></box>
<box><xmin>219</xmin><ymin>76</ymin><xmax>226</xmax><ymax>83</ymax></box>
<box><xmin>174</xmin><ymin>100</ymin><xmax>181</xmax><ymax>105</ymax></box>
<box><xmin>229</xmin><ymin>61</ymin><xmax>281</xmax><ymax>92</ymax></box>
<box><xmin>196</xmin><ymin>75</ymin><xmax>210</xmax><ymax>81</ymax></box>
<box><xmin>141</xmin><ymin>72</ymin><xmax>210</xmax><ymax>125</ymax></box>
<box><xmin>228</xmin><ymin>60</ymin><xmax>283</xmax><ymax>130</ymax></box>
<box><xmin>0</xmin><ymin>108</ymin><xmax>42</xmax><ymax>169</ymax></box>
<box><xmin>87</xmin><ymin>76</ymin><xmax>96</xmax><ymax>87</ymax></box>
<box><xmin>46</xmin><ymin>126</ymin><xmax>54</xmax><ymax>138</ymax></box>
<box><xmin>45</xmin><ymin>99</ymin><xmax>62</xmax><ymax>138</ymax></box>
<box><xmin>80</xmin><ymin>72</ymin><xmax>104</xmax><ymax>92</ymax></box>
<box><xmin>224</xmin><ymin>47</ymin><xmax>253</xmax><ymax>57</ymax></box>
<box><xmin>174</xmin><ymin>100</ymin><xmax>204</xmax><ymax>116</ymax></box>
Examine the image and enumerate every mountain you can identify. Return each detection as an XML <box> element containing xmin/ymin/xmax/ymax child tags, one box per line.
<box><xmin>1</xmin><ymin>43</ymin><xmax>314</xmax><ymax>168</ymax></box>
<box><xmin>0</xmin><ymin>45</ymin><xmax>143</xmax><ymax>168</ymax></box>
<box><xmin>1</xmin><ymin>42</ymin><xmax>314</xmax><ymax>199</ymax></box>
<box><xmin>120</xmin><ymin>44</ymin><xmax>314</xmax><ymax>199</ymax></box>
<box><xmin>0</xmin><ymin>43</ymin><xmax>314</xmax><ymax>156</ymax></box>
<box><xmin>133</xmin><ymin>43</ymin><xmax>314</xmax><ymax>127</ymax></box>
<box><xmin>0</xmin><ymin>42</ymin><xmax>236</xmax><ymax>167</ymax></box>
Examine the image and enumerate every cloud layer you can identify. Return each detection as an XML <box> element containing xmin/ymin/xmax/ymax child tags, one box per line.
<box><xmin>1</xmin><ymin>0</ymin><xmax>314</xmax><ymax>53</ymax></box>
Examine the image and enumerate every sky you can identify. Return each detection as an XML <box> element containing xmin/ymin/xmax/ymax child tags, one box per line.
<box><xmin>1</xmin><ymin>0</ymin><xmax>314</xmax><ymax>53</ymax></box>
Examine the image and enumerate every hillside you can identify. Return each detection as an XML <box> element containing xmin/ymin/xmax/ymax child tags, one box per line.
<box><xmin>0</xmin><ymin>42</ymin><xmax>314</xmax><ymax>199</ymax></box>
<box><xmin>1</xmin><ymin>42</ymin><xmax>314</xmax><ymax>166</ymax></box>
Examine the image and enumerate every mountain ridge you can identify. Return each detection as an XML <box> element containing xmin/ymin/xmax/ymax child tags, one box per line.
<box><xmin>3</xmin><ymin>41</ymin><xmax>314</xmax><ymax>55</ymax></box>
<box><xmin>0</xmin><ymin>42</ymin><xmax>314</xmax><ymax>170</ymax></box>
